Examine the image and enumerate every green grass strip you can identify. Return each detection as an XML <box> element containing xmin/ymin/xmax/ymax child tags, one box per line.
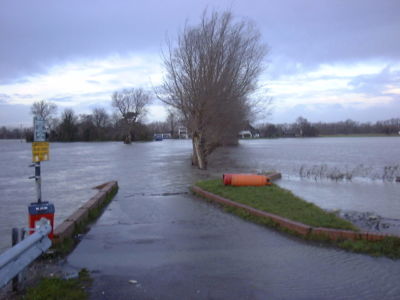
<box><xmin>195</xmin><ymin>179</ymin><xmax>400</xmax><ymax>259</ymax></box>
<box><xmin>23</xmin><ymin>269</ymin><xmax>91</xmax><ymax>300</ymax></box>
<box><xmin>196</xmin><ymin>179</ymin><xmax>356</xmax><ymax>230</ymax></box>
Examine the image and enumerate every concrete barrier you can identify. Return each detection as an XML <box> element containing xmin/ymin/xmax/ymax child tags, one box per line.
<box><xmin>66</xmin><ymin>208</ymin><xmax>89</xmax><ymax>225</ymax></box>
<box><xmin>311</xmin><ymin>227</ymin><xmax>360</xmax><ymax>241</ymax></box>
<box><xmin>192</xmin><ymin>185</ymin><xmax>398</xmax><ymax>243</ymax></box>
<box><xmin>53</xmin><ymin>221</ymin><xmax>75</xmax><ymax>243</ymax></box>
<box><xmin>53</xmin><ymin>181</ymin><xmax>118</xmax><ymax>244</ymax></box>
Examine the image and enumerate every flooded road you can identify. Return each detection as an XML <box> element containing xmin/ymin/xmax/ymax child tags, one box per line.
<box><xmin>1</xmin><ymin>138</ymin><xmax>400</xmax><ymax>299</ymax></box>
<box><xmin>70</xmin><ymin>192</ymin><xmax>400</xmax><ymax>300</ymax></box>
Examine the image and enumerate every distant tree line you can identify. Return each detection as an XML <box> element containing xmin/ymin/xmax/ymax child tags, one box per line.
<box><xmin>3</xmin><ymin>115</ymin><xmax>398</xmax><ymax>141</ymax></box>
<box><xmin>0</xmin><ymin>96</ymin><xmax>182</xmax><ymax>142</ymax></box>
<box><xmin>23</xmin><ymin>106</ymin><xmax>154</xmax><ymax>142</ymax></box>
<box><xmin>2</xmin><ymin>115</ymin><xmax>399</xmax><ymax>141</ymax></box>
<box><xmin>258</xmin><ymin>117</ymin><xmax>400</xmax><ymax>138</ymax></box>
<box><xmin>0</xmin><ymin>126</ymin><xmax>25</xmax><ymax>139</ymax></box>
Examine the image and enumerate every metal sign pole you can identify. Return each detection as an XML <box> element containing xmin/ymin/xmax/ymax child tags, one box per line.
<box><xmin>28</xmin><ymin>116</ymin><xmax>55</xmax><ymax>239</ymax></box>
<box><xmin>35</xmin><ymin>162</ymin><xmax>41</xmax><ymax>203</ymax></box>
<box><xmin>31</xmin><ymin>116</ymin><xmax>47</xmax><ymax>204</ymax></box>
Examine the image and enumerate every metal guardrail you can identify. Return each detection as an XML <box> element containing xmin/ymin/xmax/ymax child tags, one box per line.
<box><xmin>0</xmin><ymin>218</ymin><xmax>52</xmax><ymax>288</ymax></box>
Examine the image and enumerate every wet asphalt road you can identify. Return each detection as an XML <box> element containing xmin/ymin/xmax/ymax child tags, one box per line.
<box><xmin>64</xmin><ymin>140</ymin><xmax>400</xmax><ymax>299</ymax></box>
<box><xmin>67</xmin><ymin>192</ymin><xmax>400</xmax><ymax>300</ymax></box>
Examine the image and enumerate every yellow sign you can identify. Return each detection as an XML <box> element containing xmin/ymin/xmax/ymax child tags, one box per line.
<box><xmin>32</xmin><ymin>142</ymin><xmax>49</xmax><ymax>162</ymax></box>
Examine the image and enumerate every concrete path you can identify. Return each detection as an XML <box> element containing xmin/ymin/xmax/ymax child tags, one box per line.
<box><xmin>66</xmin><ymin>190</ymin><xmax>400</xmax><ymax>300</ymax></box>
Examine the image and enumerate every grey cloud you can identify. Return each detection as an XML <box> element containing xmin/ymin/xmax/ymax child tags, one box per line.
<box><xmin>272</xmin><ymin>100</ymin><xmax>400</xmax><ymax>124</ymax></box>
<box><xmin>86</xmin><ymin>80</ymin><xmax>100</xmax><ymax>84</ymax></box>
<box><xmin>0</xmin><ymin>103</ymin><xmax>31</xmax><ymax>126</ymax></box>
<box><xmin>12</xmin><ymin>93</ymin><xmax>35</xmax><ymax>99</ymax></box>
<box><xmin>349</xmin><ymin>66</ymin><xmax>400</xmax><ymax>95</ymax></box>
<box><xmin>261</xmin><ymin>1</ymin><xmax>400</xmax><ymax>65</ymax></box>
<box><xmin>107</xmin><ymin>79</ymin><xmax>122</xmax><ymax>85</ymax></box>
<box><xmin>48</xmin><ymin>96</ymin><xmax>75</xmax><ymax>103</ymax></box>
<box><xmin>1</xmin><ymin>0</ymin><xmax>400</xmax><ymax>82</ymax></box>
<box><xmin>47</xmin><ymin>90</ymin><xmax>112</xmax><ymax>103</ymax></box>
<box><xmin>97</xmin><ymin>66</ymin><xmax>142</xmax><ymax>76</ymax></box>
<box><xmin>0</xmin><ymin>77</ymin><xmax>30</xmax><ymax>85</ymax></box>
<box><xmin>0</xmin><ymin>93</ymin><xmax>11</xmax><ymax>103</ymax></box>
<box><xmin>80</xmin><ymin>91</ymin><xmax>114</xmax><ymax>98</ymax></box>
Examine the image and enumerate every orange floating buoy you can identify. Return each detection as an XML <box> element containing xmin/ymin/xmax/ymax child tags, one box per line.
<box><xmin>231</xmin><ymin>174</ymin><xmax>271</xmax><ymax>186</ymax></box>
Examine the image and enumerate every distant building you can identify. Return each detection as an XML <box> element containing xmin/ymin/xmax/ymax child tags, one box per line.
<box><xmin>178</xmin><ymin>127</ymin><xmax>189</xmax><ymax>139</ymax></box>
<box><xmin>238</xmin><ymin>130</ymin><xmax>253</xmax><ymax>138</ymax></box>
<box><xmin>239</xmin><ymin>122</ymin><xmax>260</xmax><ymax>139</ymax></box>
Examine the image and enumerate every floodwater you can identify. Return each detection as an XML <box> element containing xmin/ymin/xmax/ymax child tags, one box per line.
<box><xmin>209</xmin><ymin>137</ymin><xmax>400</xmax><ymax>219</ymax></box>
<box><xmin>1</xmin><ymin>138</ymin><xmax>400</xmax><ymax>298</ymax></box>
<box><xmin>0</xmin><ymin>137</ymin><xmax>399</xmax><ymax>252</ymax></box>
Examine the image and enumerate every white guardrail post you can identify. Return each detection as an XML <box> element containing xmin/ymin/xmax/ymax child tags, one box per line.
<box><xmin>0</xmin><ymin>218</ymin><xmax>52</xmax><ymax>288</ymax></box>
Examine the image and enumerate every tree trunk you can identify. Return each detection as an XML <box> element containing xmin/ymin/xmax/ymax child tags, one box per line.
<box><xmin>124</xmin><ymin>128</ymin><xmax>132</xmax><ymax>144</ymax></box>
<box><xmin>124</xmin><ymin>133</ymin><xmax>131</xmax><ymax>144</ymax></box>
<box><xmin>192</xmin><ymin>132</ymin><xmax>207</xmax><ymax>169</ymax></box>
<box><xmin>124</xmin><ymin>121</ymin><xmax>132</xmax><ymax>144</ymax></box>
<box><xmin>191</xmin><ymin>138</ymin><xmax>199</xmax><ymax>166</ymax></box>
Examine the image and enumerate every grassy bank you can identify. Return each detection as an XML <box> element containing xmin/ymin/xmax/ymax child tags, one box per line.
<box><xmin>23</xmin><ymin>269</ymin><xmax>91</xmax><ymax>300</ymax></box>
<box><xmin>195</xmin><ymin>179</ymin><xmax>400</xmax><ymax>258</ymax></box>
<box><xmin>196</xmin><ymin>179</ymin><xmax>356</xmax><ymax>230</ymax></box>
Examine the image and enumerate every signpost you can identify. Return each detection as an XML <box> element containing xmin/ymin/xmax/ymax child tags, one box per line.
<box><xmin>31</xmin><ymin>116</ymin><xmax>49</xmax><ymax>203</ymax></box>
<box><xmin>32</xmin><ymin>142</ymin><xmax>49</xmax><ymax>163</ymax></box>
<box><xmin>33</xmin><ymin>116</ymin><xmax>46</xmax><ymax>142</ymax></box>
<box><xmin>29</xmin><ymin>116</ymin><xmax>55</xmax><ymax>239</ymax></box>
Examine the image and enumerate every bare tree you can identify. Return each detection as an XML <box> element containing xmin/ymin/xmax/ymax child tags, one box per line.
<box><xmin>92</xmin><ymin>108</ymin><xmax>109</xmax><ymax>128</ymax></box>
<box><xmin>58</xmin><ymin>108</ymin><xmax>77</xmax><ymax>142</ymax></box>
<box><xmin>112</xmin><ymin>88</ymin><xmax>151</xmax><ymax>144</ymax></box>
<box><xmin>166</xmin><ymin>109</ymin><xmax>179</xmax><ymax>138</ymax></box>
<box><xmin>92</xmin><ymin>107</ymin><xmax>110</xmax><ymax>140</ymax></box>
<box><xmin>30</xmin><ymin>100</ymin><xmax>57</xmax><ymax>121</ymax></box>
<box><xmin>159</xmin><ymin>10</ymin><xmax>268</xmax><ymax>169</ymax></box>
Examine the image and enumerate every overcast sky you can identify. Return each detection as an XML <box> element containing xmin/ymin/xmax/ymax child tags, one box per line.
<box><xmin>1</xmin><ymin>0</ymin><xmax>399</xmax><ymax>127</ymax></box>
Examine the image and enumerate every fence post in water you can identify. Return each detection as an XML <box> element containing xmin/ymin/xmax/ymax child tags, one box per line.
<box><xmin>11</xmin><ymin>228</ymin><xmax>19</xmax><ymax>292</ymax></box>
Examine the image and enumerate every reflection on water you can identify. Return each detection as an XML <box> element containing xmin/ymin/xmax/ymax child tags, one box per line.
<box><xmin>0</xmin><ymin>137</ymin><xmax>399</xmax><ymax>252</ymax></box>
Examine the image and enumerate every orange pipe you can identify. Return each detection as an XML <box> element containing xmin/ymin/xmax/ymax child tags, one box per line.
<box><xmin>223</xmin><ymin>173</ymin><xmax>240</xmax><ymax>185</ymax></box>
<box><xmin>223</xmin><ymin>173</ymin><xmax>254</xmax><ymax>185</ymax></box>
<box><xmin>231</xmin><ymin>174</ymin><xmax>271</xmax><ymax>186</ymax></box>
